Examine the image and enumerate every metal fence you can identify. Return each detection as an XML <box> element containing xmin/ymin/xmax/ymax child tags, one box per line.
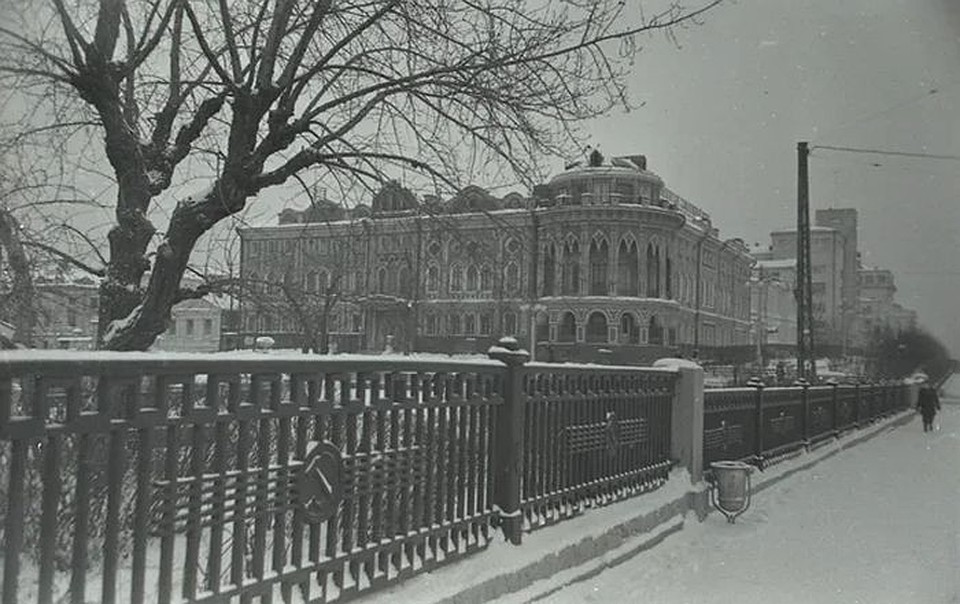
<box><xmin>0</xmin><ymin>355</ymin><xmax>506</xmax><ymax>604</ymax></box>
<box><xmin>704</xmin><ymin>381</ymin><xmax>910</xmax><ymax>469</ymax></box>
<box><xmin>0</xmin><ymin>347</ymin><xmax>681</xmax><ymax>604</ymax></box>
<box><xmin>519</xmin><ymin>364</ymin><xmax>676</xmax><ymax>531</ymax></box>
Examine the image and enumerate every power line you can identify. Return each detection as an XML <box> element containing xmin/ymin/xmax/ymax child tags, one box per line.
<box><xmin>812</xmin><ymin>145</ymin><xmax>960</xmax><ymax>162</ymax></box>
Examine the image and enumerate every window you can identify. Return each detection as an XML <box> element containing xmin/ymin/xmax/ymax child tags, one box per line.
<box><xmin>186</xmin><ymin>319</ymin><xmax>195</xmax><ymax>336</ymax></box>
<box><xmin>464</xmin><ymin>314</ymin><xmax>476</xmax><ymax>335</ymax></box>
<box><xmin>589</xmin><ymin>239</ymin><xmax>609</xmax><ymax>295</ymax></box>
<box><xmin>352</xmin><ymin>314</ymin><xmax>362</xmax><ymax>332</ymax></box>
<box><xmin>503</xmin><ymin>311</ymin><xmax>517</xmax><ymax>336</ymax></box>
<box><xmin>479</xmin><ymin>313</ymin><xmax>492</xmax><ymax>335</ymax></box>
<box><xmin>648</xmin><ymin>316</ymin><xmax>664</xmax><ymax>345</ymax></box>
<box><xmin>617</xmin><ymin>240</ymin><xmax>639</xmax><ymax>296</ymax></box>
<box><xmin>425</xmin><ymin>314</ymin><xmax>438</xmax><ymax>335</ymax></box>
<box><xmin>203</xmin><ymin>319</ymin><xmax>213</xmax><ymax>335</ymax></box>
<box><xmin>450</xmin><ymin>265</ymin><xmax>463</xmax><ymax>292</ymax></box>
<box><xmin>558</xmin><ymin>312</ymin><xmax>576</xmax><ymax>342</ymax></box>
<box><xmin>585</xmin><ymin>312</ymin><xmax>608</xmax><ymax>343</ymax></box>
<box><xmin>480</xmin><ymin>266</ymin><xmax>493</xmax><ymax>292</ymax></box>
<box><xmin>67</xmin><ymin>305</ymin><xmax>77</xmax><ymax>328</ymax></box>
<box><xmin>378</xmin><ymin>267</ymin><xmax>388</xmax><ymax>294</ymax></box>
<box><xmin>466</xmin><ymin>265</ymin><xmax>479</xmax><ymax>291</ymax></box>
<box><xmin>542</xmin><ymin>244</ymin><xmax>556</xmax><ymax>296</ymax></box>
<box><xmin>505</xmin><ymin>263</ymin><xmax>519</xmax><ymax>295</ymax></box>
<box><xmin>448</xmin><ymin>314</ymin><xmax>462</xmax><ymax>335</ymax></box>
<box><xmin>426</xmin><ymin>265</ymin><xmax>439</xmax><ymax>292</ymax></box>
<box><xmin>620</xmin><ymin>313</ymin><xmax>639</xmax><ymax>344</ymax></box>
<box><xmin>563</xmin><ymin>241</ymin><xmax>580</xmax><ymax>295</ymax></box>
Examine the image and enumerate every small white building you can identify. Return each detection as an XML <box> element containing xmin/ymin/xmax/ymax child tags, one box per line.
<box><xmin>153</xmin><ymin>298</ymin><xmax>223</xmax><ymax>353</ymax></box>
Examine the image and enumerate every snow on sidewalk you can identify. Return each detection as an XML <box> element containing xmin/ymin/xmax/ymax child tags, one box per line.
<box><xmin>524</xmin><ymin>407</ymin><xmax>960</xmax><ymax>604</ymax></box>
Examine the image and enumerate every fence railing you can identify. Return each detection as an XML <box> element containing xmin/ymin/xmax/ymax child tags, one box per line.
<box><xmin>519</xmin><ymin>363</ymin><xmax>676</xmax><ymax>531</ymax></box>
<box><xmin>704</xmin><ymin>381</ymin><xmax>910</xmax><ymax>469</ymax></box>
<box><xmin>0</xmin><ymin>345</ymin><xmax>681</xmax><ymax>604</ymax></box>
<box><xmin>0</xmin><ymin>353</ymin><xmax>507</xmax><ymax>604</ymax></box>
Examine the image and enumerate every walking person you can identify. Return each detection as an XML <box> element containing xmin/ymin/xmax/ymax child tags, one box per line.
<box><xmin>917</xmin><ymin>380</ymin><xmax>941</xmax><ymax>432</ymax></box>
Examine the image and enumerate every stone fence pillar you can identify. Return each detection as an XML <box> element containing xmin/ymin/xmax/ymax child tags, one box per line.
<box><xmin>654</xmin><ymin>358</ymin><xmax>704</xmax><ymax>484</ymax></box>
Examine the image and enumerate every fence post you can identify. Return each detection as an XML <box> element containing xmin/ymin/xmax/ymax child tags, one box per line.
<box><xmin>799</xmin><ymin>380</ymin><xmax>810</xmax><ymax>449</ymax></box>
<box><xmin>751</xmin><ymin>379</ymin><xmax>765</xmax><ymax>468</ymax></box>
<box><xmin>829</xmin><ymin>380</ymin><xmax>839</xmax><ymax>438</ymax></box>
<box><xmin>655</xmin><ymin>359</ymin><xmax>704</xmax><ymax>484</ymax></box>
<box><xmin>853</xmin><ymin>383</ymin><xmax>861</xmax><ymax>428</ymax></box>
<box><xmin>488</xmin><ymin>336</ymin><xmax>530</xmax><ymax>545</ymax></box>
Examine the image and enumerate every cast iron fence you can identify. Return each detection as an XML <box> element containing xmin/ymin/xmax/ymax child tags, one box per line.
<box><xmin>704</xmin><ymin>381</ymin><xmax>910</xmax><ymax>469</ymax></box>
<box><xmin>519</xmin><ymin>363</ymin><xmax>676</xmax><ymax>531</ymax></box>
<box><xmin>0</xmin><ymin>354</ymin><xmax>506</xmax><ymax>604</ymax></box>
<box><xmin>0</xmin><ymin>346</ymin><xmax>680</xmax><ymax>604</ymax></box>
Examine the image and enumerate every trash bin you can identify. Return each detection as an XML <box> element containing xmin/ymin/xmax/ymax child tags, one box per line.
<box><xmin>709</xmin><ymin>460</ymin><xmax>754</xmax><ymax>523</ymax></box>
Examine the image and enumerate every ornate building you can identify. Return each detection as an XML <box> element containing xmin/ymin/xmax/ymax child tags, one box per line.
<box><xmin>238</xmin><ymin>152</ymin><xmax>754</xmax><ymax>364</ymax></box>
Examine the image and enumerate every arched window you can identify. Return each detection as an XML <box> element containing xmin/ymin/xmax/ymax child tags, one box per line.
<box><xmin>304</xmin><ymin>271</ymin><xmax>317</xmax><ymax>293</ymax></box>
<box><xmin>535</xmin><ymin>312</ymin><xmax>550</xmax><ymax>343</ymax></box>
<box><xmin>479</xmin><ymin>313</ymin><xmax>492</xmax><ymax>335</ymax></box>
<box><xmin>318</xmin><ymin>270</ymin><xmax>330</xmax><ymax>294</ymax></box>
<box><xmin>646</xmin><ymin>243</ymin><xmax>660</xmax><ymax>298</ymax></box>
<box><xmin>617</xmin><ymin>239</ymin><xmax>639</xmax><ymax>296</ymax></box>
<box><xmin>425</xmin><ymin>314</ymin><xmax>438</xmax><ymax>335</ymax></box>
<box><xmin>480</xmin><ymin>265</ymin><xmax>493</xmax><ymax>291</ymax></box>
<box><xmin>503</xmin><ymin>311</ymin><xmax>518</xmax><ymax>336</ymax></box>
<box><xmin>620</xmin><ymin>313</ymin><xmax>640</xmax><ymax>344</ymax></box>
<box><xmin>377</xmin><ymin>267</ymin><xmax>388</xmax><ymax>294</ymax></box>
<box><xmin>448</xmin><ymin>313</ymin><xmax>462</xmax><ymax>335</ymax></box>
<box><xmin>398</xmin><ymin>267</ymin><xmax>412</xmax><ymax>298</ymax></box>
<box><xmin>464</xmin><ymin>314</ymin><xmax>476</xmax><ymax>335</ymax></box>
<box><xmin>585</xmin><ymin>312</ymin><xmax>608</xmax><ymax>343</ymax></box>
<box><xmin>589</xmin><ymin>238</ymin><xmax>609</xmax><ymax>295</ymax></box>
<box><xmin>466</xmin><ymin>265</ymin><xmax>479</xmax><ymax>291</ymax></box>
<box><xmin>354</xmin><ymin>270</ymin><xmax>364</xmax><ymax>293</ymax></box>
<box><xmin>558</xmin><ymin>312</ymin><xmax>577</xmax><ymax>342</ymax></box>
<box><xmin>542</xmin><ymin>244</ymin><xmax>556</xmax><ymax>296</ymax></box>
<box><xmin>426</xmin><ymin>265</ymin><xmax>439</xmax><ymax>292</ymax></box>
<box><xmin>648</xmin><ymin>315</ymin><xmax>664</xmax><ymax>345</ymax></box>
<box><xmin>563</xmin><ymin>240</ymin><xmax>580</xmax><ymax>295</ymax></box>
<box><xmin>505</xmin><ymin>262</ymin><xmax>519</xmax><ymax>295</ymax></box>
<box><xmin>450</xmin><ymin>265</ymin><xmax>463</xmax><ymax>292</ymax></box>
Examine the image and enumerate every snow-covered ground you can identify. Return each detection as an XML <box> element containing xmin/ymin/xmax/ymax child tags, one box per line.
<box><xmin>501</xmin><ymin>404</ymin><xmax>960</xmax><ymax>604</ymax></box>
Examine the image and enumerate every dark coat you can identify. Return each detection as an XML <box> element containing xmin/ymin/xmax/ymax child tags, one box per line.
<box><xmin>918</xmin><ymin>386</ymin><xmax>941</xmax><ymax>417</ymax></box>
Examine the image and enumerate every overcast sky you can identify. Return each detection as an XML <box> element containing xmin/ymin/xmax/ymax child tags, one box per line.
<box><xmin>581</xmin><ymin>0</ymin><xmax>960</xmax><ymax>354</ymax></box>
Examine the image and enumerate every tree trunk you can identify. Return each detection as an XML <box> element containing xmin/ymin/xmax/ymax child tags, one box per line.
<box><xmin>0</xmin><ymin>208</ymin><xmax>35</xmax><ymax>346</ymax></box>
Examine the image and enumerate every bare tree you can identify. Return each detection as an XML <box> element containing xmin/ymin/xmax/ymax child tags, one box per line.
<box><xmin>0</xmin><ymin>0</ymin><xmax>724</xmax><ymax>350</ymax></box>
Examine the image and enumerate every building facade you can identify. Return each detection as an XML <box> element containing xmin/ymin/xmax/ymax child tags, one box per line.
<box><xmin>238</xmin><ymin>152</ymin><xmax>754</xmax><ymax>364</ymax></box>
<box><xmin>858</xmin><ymin>267</ymin><xmax>917</xmax><ymax>342</ymax></box>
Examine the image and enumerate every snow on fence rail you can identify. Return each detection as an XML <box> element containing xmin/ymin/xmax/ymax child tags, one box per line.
<box><xmin>703</xmin><ymin>381</ymin><xmax>910</xmax><ymax>469</ymax></box>
<box><xmin>0</xmin><ymin>346</ymin><xmax>680</xmax><ymax>604</ymax></box>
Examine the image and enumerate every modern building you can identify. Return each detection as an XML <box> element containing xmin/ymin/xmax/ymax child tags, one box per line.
<box><xmin>760</xmin><ymin>225</ymin><xmax>847</xmax><ymax>350</ymax></box>
<box><xmin>857</xmin><ymin>267</ymin><xmax>917</xmax><ymax>342</ymax></box>
<box><xmin>238</xmin><ymin>151</ymin><xmax>755</xmax><ymax>364</ymax></box>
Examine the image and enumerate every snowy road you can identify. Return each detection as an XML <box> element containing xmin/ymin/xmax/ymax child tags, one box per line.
<box><xmin>518</xmin><ymin>404</ymin><xmax>960</xmax><ymax>603</ymax></box>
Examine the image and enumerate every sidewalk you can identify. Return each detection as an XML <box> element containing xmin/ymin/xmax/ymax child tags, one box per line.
<box><xmin>496</xmin><ymin>406</ymin><xmax>960</xmax><ymax>604</ymax></box>
<box><xmin>360</xmin><ymin>408</ymin><xmax>921</xmax><ymax>604</ymax></box>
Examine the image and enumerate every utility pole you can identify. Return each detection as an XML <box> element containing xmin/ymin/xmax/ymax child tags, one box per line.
<box><xmin>796</xmin><ymin>142</ymin><xmax>816</xmax><ymax>381</ymax></box>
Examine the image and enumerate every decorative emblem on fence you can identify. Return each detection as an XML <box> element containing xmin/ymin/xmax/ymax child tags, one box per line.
<box><xmin>704</xmin><ymin>419</ymin><xmax>744</xmax><ymax>452</ymax></box>
<box><xmin>560</xmin><ymin>412</ymin><xmax>647</xmax><ymax>458</ymax></box>
<box><xmin>298</xmin><ymin>441</ymin><xmax>345</xmax><ymax>523</ymax></box>
<box><xmin>770</xmin><ymin>411</ymin><xmax>795</xmax><ymax>435</ymax></box>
